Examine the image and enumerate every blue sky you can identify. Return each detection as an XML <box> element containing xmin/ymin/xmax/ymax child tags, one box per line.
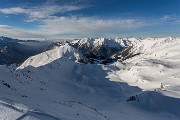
<box><xmin>0</xmin><ymin>0</ymin><xmax>180</xmax><ymax>39</ymax></box>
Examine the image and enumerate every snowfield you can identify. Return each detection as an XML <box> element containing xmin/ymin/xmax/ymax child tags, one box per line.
<box><xmin>0</xmin><ymin>37</ymin><xmax>180</xmax><ymax>120</ymax></box>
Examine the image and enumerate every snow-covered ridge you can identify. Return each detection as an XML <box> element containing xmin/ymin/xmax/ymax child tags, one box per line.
<box><xmin>19</xmin><ymin>37</ymin><xmax>133</xmax><ymax>68</ymax></box>
<box><xmin>19</xmin><ymin>43</ymin><xmax>85</xmax><ymax>68</ymax></box>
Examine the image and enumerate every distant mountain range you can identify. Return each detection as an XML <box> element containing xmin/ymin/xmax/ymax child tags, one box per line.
<box><xmin>0</xmin><ymin>36</ymin><xmax>134</xmax><ymax>65</ymax></box>
<box><xmin>0</xmin><ymin>36</ymin><xmax>52</xmax><ymax>65</ymax></box>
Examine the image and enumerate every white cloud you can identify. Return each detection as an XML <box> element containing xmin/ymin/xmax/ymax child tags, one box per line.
<box><xmin>0</xmin><ymin>5</ymin><xmax>152</xmax><ymax>38</ymax></box>
<box><xmin>161</xmin><ymin>14</ymin><xmax>180</xmax><ymax>24</ymax></box>
<box><xmin>0</xmin><ymin>5</ymin><xmax>85</xmax><ymax>21</ymax></box>
<box><xmin>0</xmin><ymin>16</ymin><xmax>152</xmax><ymax>39</ymax></box>
<box><xmin>0</xmin><ymin>7</ymin><xmax>26</xmax><ymax>14</ymax></box>
<box><xmin>161</xmin><ymin>15</ymin><xmax>174</xmax><ymax>20</ymax></box>
<box><xmin>37</xmin><ymin>16</ymin><xmax>150</xmax><ymax>35</ymax></box>
<box><xmin>0</xmin><ymin>25</ymin><xmax>42</xmax><ymax>38</ymax></box>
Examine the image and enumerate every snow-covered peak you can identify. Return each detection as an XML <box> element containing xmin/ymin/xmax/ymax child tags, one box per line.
<box><xmin>72</xmin><ymin>37</ymin><xmax>131</xmax><ymax>48</ymax></box>
<box><xmin>72</xmin><ymin>38</ymin><xmax>94</xmax><ymax>44</ymax></box>
<box><xmin>70</xmin><ymin>37</ymin><xmax>131</xmax><ymax>60</ymax></box>
<box><xmin>94</xmin><ymin>37</ymin><xmax>120</xmax><ymax>48</ymax></box>
<box><xmin>19</xmin><ymin>43</ymin><xmax>83</xmax><ymax>68</ymax></box>
<box><xmin>95</xmin><ymin>37</ymin><xmax>131</xmax><ymax>48</ymax></box>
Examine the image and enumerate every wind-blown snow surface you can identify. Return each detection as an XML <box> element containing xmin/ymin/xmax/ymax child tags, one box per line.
<box><xmin>0</xmin><ymin>37</ymin><xmax>180</xmax><ymax>120</ymax></box>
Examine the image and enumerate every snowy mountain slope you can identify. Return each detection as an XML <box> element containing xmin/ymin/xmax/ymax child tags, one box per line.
<box><xmin>109</xmin><ymin>37</ymin><xmax>180</xmax><ymax>115</ymax></box>
<box><xmin>0</xmin><ymin>37</ymin><xmax>180</xmax><ymax>119</ymax></box>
